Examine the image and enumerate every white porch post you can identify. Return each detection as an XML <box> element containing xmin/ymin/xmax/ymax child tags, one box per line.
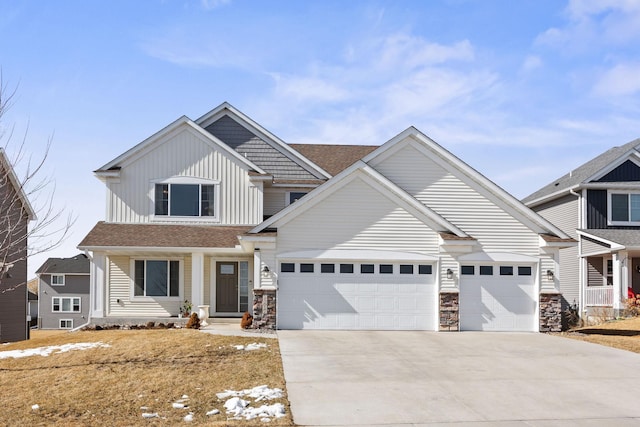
<box><xmin>612</xmin><ymin>252</ymin><xmax>627</xmax><ymax>311</ymax></box>
<box><xmin>91</xmin><ymin>253</ymin><xmax>105</xmax><ymax>318</ymax></box>
<box><xmin>254</xmin><ymin>249</ymin><xmax>262</xmax><ymax>290</ymax></box>
<box><xmin>191</xmin><ymin>253</ymin><xmax>204</xmax><ymax>311</ymax></box>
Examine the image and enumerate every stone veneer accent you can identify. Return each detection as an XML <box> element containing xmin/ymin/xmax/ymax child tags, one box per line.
<box><xmin>439</xmin><ymin>291</ymin><xmax>459</xmax><ymax>331</ymax></box>
<box><xmin>539</xmin><ymin>292</ymin><xmax>562</xmax><ymax>332</ymax></box>
<box><xmin>252</xmin><ymin>288</ymin><xmax>276</xmax><ymax>330</ymax></box>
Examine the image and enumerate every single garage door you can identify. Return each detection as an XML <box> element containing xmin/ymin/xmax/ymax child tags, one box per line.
<box><xmin>277</xmin><ymin>261</ymin><xmax>437</xmax><ymax>330</ymax></box>
<box><xmin>459</xmin><ymin>264</ymin><xmax>537</xmax><ymax>332</ymax></box>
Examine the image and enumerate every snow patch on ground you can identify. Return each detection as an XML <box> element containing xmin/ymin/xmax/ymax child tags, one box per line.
<box><xmin>233</xmin><ymin>342</ymin><xmax>268</xmax><ymax>351</ymax></box>
<box><xmin>0</xmin><ymin>342</ymin><xmax>111</xmax><ymax>359</ymax></box>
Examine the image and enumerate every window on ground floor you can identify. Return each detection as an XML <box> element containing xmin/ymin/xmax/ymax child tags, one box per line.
<box><xmin>134</xmin><ymin>260</ymin><xmax>180</xmax><ymax>297</ymax></box>
<box><xmin>60</xmin><ymin>319</ymin><xmax>73</xmax><ymax>329</ymax></box>
<box><xmin>52</xmin><ymin>297</ymin><xmax>81</xmax><ymax>313</ymax></box>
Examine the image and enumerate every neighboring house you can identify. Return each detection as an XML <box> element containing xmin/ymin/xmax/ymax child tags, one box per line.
<box><xmin>36</xmin><ymin>254</ymin><xmax>90</xmax><ymax>329</ymax></box>
<box><xmin>79</xmin><ymin>102</ymin><xmax>574</xmax><ymax>332</ymax></box>
<box><xmin>0</xmin><ymin>148</ymin><xmax>36</xmax><ymax>343</ymax></box>
<box><xmin>524</xmin><ymin>138</ymin><xmax>640</xmax><ymax>320</ymax></box>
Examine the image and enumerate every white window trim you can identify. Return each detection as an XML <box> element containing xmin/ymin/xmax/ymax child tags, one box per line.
<box><xmin>129</xmin><ymin>258</ymin><xmax>184</xmax><ymax>301</ymax></box>
<box><xmin>607</xmin><ymin>190</ymin><xmax>640</xmax><ymax>226</ymax></box>
<box><xmin>51</xmin><ymin>274</ymin><xmax>65</xmax><ymax>286</ymax></box>
<box><xmin>52</xmin><ymin>297</ymin><xmax>81</xmax><ymax>313</ymax></box>
<box><xmin>60</xmin><ymin>319</ymin><xmax>73</xmax><ymax>329</ymax></box>
<box><xmin>150</xmin><ymin>177</ymin><xmax>221</xmax><ymax>223</ymax></box>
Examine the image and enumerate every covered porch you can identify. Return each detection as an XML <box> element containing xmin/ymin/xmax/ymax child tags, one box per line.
<box><xmin>579</xmin><ymin>229</ymin><xmax>640</xmax><ymax>316</ymax></box>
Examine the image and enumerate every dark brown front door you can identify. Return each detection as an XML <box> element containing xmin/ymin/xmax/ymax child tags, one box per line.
<box><xmin>216</xmin><ymin>262</ymin><xmax>239</xmax><ymax>312</ymax></box>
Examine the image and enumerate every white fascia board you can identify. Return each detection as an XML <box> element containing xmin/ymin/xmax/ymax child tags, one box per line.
<box><xmin>237</xmin><ymin>235</ymin><xmax>277</xmax><ymax>243</ymax></box>
<box><xmin>96</xmin><ymin>116</ymin><xmax>266</xmax><ymax>175</ymax></box>
<box><xmin>584</xmin><ymin>150</ymin><xmax>640</xmax><ymax>183</ymax></box>
<box><xmin>0</xmin><ymin>148</ymin><xmax>36</xmax><ymax>221</ymax></box>
<box><xmin>277</xmin><ymin>249</ymin><xmax>439</xmax><ymax>261</ymax></box>
<box><xmin>196</xmin><ymin>102</ymin><xmax>331</xmax><ymax>180</ymax></box>
<box><xmin>364</xmin><ymin>127</ymin><xmax>571</xmax><ymax>239</ymax></box>
<box><xmin>251</xmin><ymin>160</ymin><xmax>465</xmax><ymax>236</ymax></box>
<box><xmin>524</xmin><ymin>186</ymin><xmax>580</xmax><ymax>208</ymax></box>
<box><xmin>576</xmin><ymin>230</ymin><xmax>625</xmax><ymax>251</ymax></box>
<box><xmin>457</xmin><ymin>252</ymin><xmax>539</xmax><ymax>263</ymax></box>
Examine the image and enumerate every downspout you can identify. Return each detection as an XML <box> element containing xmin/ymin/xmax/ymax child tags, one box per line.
<box><xmin>71</xmin><ymin>250</ymin><xmax>93</xmax><ymax>332</ymax></box>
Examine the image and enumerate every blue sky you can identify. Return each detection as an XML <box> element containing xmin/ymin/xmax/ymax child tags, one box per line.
<box><xmin>1</xmin><ymin>0</ymin><xmax>640</xmax><ymax>277</ymax></box>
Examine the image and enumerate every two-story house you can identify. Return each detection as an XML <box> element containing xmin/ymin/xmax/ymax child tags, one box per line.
<box><xmin>0</xmin><ymin>148</ymin><xmax>36</xmax><ymax>342</ymax></box>
<box><xmin>523</xmin><ymin>138</ymin><xmax>640</xmax><ymax>321</ymax></box>
<box><xmin>36</xmin><ymin>254</ymin><xmax>90</xmax><ymax>329</ymax></box>
<box><xmin>79</xmin><ymin>102</ymin><xmax>574</xmax><ymax>332</ymax></box>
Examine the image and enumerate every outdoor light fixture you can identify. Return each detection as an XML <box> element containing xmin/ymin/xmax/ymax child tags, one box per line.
<box><xmin>446</xmin><ymin>268</ymin><xmax>454</xmax><ymax>280</ymax></box>
<box><xmin>546</xmin><ymin>270</ymin><xmax>554</xmax><ymax>281</ymax></box>
<box><xmin>262</xmin><ymin>266</ymin><xmax>270</xmax><ymax>273</ymax></box>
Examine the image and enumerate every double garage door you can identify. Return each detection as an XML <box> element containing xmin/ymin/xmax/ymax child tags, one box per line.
<box><xmin>278</xmin><ymin>260</ymin><xmax>437</xmax><ymax>330</ymax></box>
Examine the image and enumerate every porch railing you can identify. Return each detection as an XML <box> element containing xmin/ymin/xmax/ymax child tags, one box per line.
<box><xmin>585</xmin><ymin>286</ymin><xmax>613</xmax><ymax>306</ymax></box>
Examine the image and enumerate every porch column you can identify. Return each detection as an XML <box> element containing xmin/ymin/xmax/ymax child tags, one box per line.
<box><xmin>612</xmin><ymin>252</ymin><xmax>627</xmax><ymax>311</ymax></box>
<box><xmin>191</xmin><ymin>253</ymin><xmax>204</xmax><ymax>310</ymax></box>
<box><xmin>91</xmin><ymin>253</ymin><xmax>105</xmax><ymax>318</ymax></box>
<box><xmin>253</xmin><ymin>249</ymin><xmax>262</xmax><ymax>290</ymax></box>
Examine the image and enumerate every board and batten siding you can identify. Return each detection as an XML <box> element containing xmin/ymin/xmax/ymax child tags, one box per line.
<box><xmin>106</xmin><ymin>126</ymin><xmax>262</xmax><ymax>225</ymax></box>
<box><xmin>369</xmin><ymin>144</ymin><xmax>540</xmax><ymax>254</ymax></box>
<box><xmin>107</xmin><ymin>255</ymin><xmax>189</xmax><ymax>317</ymax></box>
<box><xmin>277</xmin><ymin>176</ymin><xmax>440</xmax><ymax>254</ymax></box>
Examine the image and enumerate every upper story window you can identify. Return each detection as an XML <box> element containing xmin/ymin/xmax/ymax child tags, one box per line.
<box><xmin>287</xmin><ymin>191</ymin><xmax>307</xmax><ymax>205</ymax></box>
<box><xmin>609</xmin><ymin>192</ymin><xmax>640</xmax><ymax>224</ymax></box>
<box><xmin>51</xmin><ymin>274</ymin><xmax>65</xmax><ymax>286</ymax></box>
<box><xmin>154</xmin><ymin>183</ymin><xmax>216</xmax><ymax>217</ymax></box>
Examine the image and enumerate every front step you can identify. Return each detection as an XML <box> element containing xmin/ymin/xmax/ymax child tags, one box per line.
<box><xmin>208</xmin><ymin>317</ymin><xmax>242</xmax><ymax>325</ymax></box>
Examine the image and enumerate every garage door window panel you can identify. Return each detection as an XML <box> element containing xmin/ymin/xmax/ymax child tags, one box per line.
<box><xmin>379</xmin><ymin>264</ymin><xmax>393</xmax><ymax>274</ymax></box>
<box><xmin>500</xmin><ymin>266</ymin><xmax>514</xmax><ymax>276</ymax></box>
<box><xmin>281</xmin><ymin>263</ymin><xmax>295</xmax><ymax>273</ymax></box>
<box><xmin>361</xmin><ymin>264</ymin><xmax>374</xmax><ymax>274</ymax></box>
<box><xmin>340</xmin><ymin>264</ymin><xmax>354</xmax><ymax>273</ymax></box>
<box><xmin>400</xmin><ymin>265</ymin><xmax>414</xmax><ymax>274</ymax></box>
<box><xmin>418</xmin><ymin>265</ymin><xmax>432</xmax><ymax>275</ymax></box>
<box><xmin>518</xmin><ymin>266</ymin><xmax>532</xmax><ymax>276</ymax></box>
<box><xmin>480</xmin><ymin>266</ymin><xmax>493</xmax><ymax>276</ymax></box>
<box><xmin>300</xmin><ymin>263</ymin><xmax>314</xmax><ymax>273</ymax></box>
<box><xmin>321</xmin><ymin>264</ymin><xmax>335</xmax><ymax>273</ymax></box>
<box><xmin>461</xmin><ymin>265</ymin><xmax>475</xmax><ymax>275</ymax></box>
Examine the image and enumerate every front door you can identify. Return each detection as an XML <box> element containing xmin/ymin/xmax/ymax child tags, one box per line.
<box><xmin>216</xmin><ymin>262</ymin><xmax>239</xmax><ymax>312</ymax></box>
<box><xmin>632</xmin><ymin>258</ymin><xmax>640</xmax><ymax>297</ymax></box>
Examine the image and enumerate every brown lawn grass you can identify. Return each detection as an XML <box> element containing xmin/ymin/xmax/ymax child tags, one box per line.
<box><xmin>557</xmin><ymin>316</ymin><xmax>640</xmax><ymax>354</ymax></box>
<box><xmin>0</xmin><ymin>328</ymin><xmax>292</xmax><ymax>426</ymax></box>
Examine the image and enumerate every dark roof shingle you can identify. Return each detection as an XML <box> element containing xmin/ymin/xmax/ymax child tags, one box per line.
<box><xmin>289</xmin><ymin>144</ymin><xmax>378</xmax><ymax>176</ymax></box>
<box><xmin>35</xmin><ymin>254</ymin><xmax>90</xmax><ymax>275</ymax></box>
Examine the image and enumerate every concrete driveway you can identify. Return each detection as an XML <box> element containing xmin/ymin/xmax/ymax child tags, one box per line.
<box><xmin>278</xmin><ymin>331</ymin><xmax>640</xmax><ymax>426</ymax></box>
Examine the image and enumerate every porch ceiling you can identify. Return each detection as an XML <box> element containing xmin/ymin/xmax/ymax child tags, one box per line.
<box><xmin>579</xmin><ymin>229</ymin><xmax>640</xmax><ymax>250</ymax></box>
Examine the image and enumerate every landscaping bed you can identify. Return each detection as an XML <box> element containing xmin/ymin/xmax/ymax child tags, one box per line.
<box><xmin>556</xmin><ymin>316</ymin><xmax>640</xmax><ymax>354</ymax></box>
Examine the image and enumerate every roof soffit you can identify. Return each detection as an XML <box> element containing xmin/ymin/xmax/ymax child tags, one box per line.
<box><xmin>363</xmin><ymin>128</ymin><xmax>570</xmax><ymax>240</ymax></box>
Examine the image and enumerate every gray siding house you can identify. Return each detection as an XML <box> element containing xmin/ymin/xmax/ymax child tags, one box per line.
<box><xmin>0</xmin><ymin>148</ymin><xmax>35</xmax><ymax>343</ymax></box>
<box><xmin>524</xmin><ymin>138</ymin><xmax>640</xmax><ymax>321</ymax></box>
<box><xmin>36</xmin><ymin>254</ymin><xmax>90</xmax><ymax>329</ymax></box>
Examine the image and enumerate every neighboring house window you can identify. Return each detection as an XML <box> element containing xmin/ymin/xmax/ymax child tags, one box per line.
<box><xmin>60</xmin><ymin>319</ymin><xmax>73</xmax><ymax>329</ymax></box>
<box><xmin>287</xmin><ymin>192</ymin><xmax>307</xmax><ymax>205</ymax></box>
<box><xmin>609</xmin><ymin>192</ymin><xmax>640</xmax><ymax>224</ymax></box>
<box><xmin>154</xmin><ymin>183</ymin><xmax>216</xmax><ymax>217</ymax></box>
<box><xmin>134</xmin><ymin>260</ymin><xmax>180</xmax><ymax>297</ymax></box>
<box><xmin>51</xmin><ymin>274</ymin><xmax>65</xmax><ymax>286</ymax></box>
<box><xmin>52</xmin><ymin>297</ymin><xmax>81</xmax><ymax>313</ymax></box>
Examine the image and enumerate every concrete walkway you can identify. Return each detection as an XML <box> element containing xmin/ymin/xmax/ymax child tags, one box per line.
<box><xmin>278</xmin><ymin>331</ymin><xmax>640</xmax><ymax>426</ymax></box>
<box><xmin>199</xmin><ymin>322</ymin><xmax>277</xmax><ymax>338</ymax></box>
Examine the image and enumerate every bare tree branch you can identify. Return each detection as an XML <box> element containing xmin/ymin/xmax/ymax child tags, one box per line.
<box><xmin>0</xmin><ymin>73</ymin><xmax>76</xmax><ymax>294</ymax></box>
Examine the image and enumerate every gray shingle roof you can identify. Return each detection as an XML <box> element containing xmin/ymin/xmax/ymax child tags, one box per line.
<box><xmin>35</xmin><ymin>254</ymin><xmax>89</xmax><ymax>275</ymax></box>
<box><xmin>523</xmin><ymin>138</ymin><xmax>640</xmax><ymax>205</ymax></box>
<box><xmin>578</xmin><ymin>229</ymin><xmax>640</xmax><ymax>248</ymax></box>
<box><xmin>289</xmin><ymin>144</ymin><xmax>379</xmax><ymax>176</ymax></box>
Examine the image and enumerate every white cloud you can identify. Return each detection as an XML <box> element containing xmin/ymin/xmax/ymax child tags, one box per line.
<box><xmin>269</xmin><ymin>74</ymin><xmax>349</xmax><ymax>103</ymax></box>
<box><xmin>593</xmin><ymin>62</ymin><xmax>640</xmax><ymax>97</ymax></box>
